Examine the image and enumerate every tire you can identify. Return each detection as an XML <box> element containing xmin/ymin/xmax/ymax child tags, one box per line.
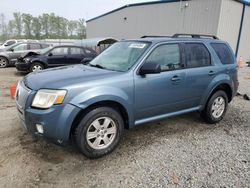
<box><xmin>0</xmin><ymin>56</ymin><xmax>9</xmax><ymax>68</ymax></box>
<box><xmin>30</xmin><ymin>62</ymin><xmax>44</xmax><ymax>72</ymax></box>
<box><xmin>75</xmin><ymin>107</ymin><xmax>124</xmax><ymax>158</ymax></box>
<box><xmin>201</xmin><ymin>90</ymin><xmax>228</xmax><ymax>124</ymax></box>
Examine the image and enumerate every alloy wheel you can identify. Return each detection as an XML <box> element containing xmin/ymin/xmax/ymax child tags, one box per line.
<box><xmin>86</xmin><ymin>117</ymin><xmax>117</xmax><ymax>150</ymax></box>
<box><xmin>211</xmin><ymin>96</ymin><xmax>225</xmax><ymax>118</ymax></box>
<box><xmin>0</xmin><ymin>57</ymin><xmax>7</xmax><ymax>67</ymax></box>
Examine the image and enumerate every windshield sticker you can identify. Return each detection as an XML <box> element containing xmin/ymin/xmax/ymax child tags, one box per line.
<box><xmin>129</xmin><ymin>43</ymin><xmax>146</xmax><ymax>49</ymax></box>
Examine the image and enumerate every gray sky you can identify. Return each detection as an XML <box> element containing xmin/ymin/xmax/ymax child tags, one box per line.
<box><xmin>0</xmin><ymin>0</ymin><xmax>157</xmax><ymax>21</ymax></box>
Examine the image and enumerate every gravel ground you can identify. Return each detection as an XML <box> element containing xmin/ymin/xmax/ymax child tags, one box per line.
<box><xmin>0</xmin><ymin>67</ymin><xmax>249</xmax><ymax>188</ymax></box>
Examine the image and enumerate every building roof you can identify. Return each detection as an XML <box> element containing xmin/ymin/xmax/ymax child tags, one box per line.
<box><xmin>86</xmin><ymin>0</ymin><xmax>249</xmax><ymax>23</ymax></box>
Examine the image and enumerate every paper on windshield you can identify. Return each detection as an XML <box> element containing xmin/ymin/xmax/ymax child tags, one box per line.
<box><xmin>129</xmin><ymin>43</ymin><xmax>146</xmax><ymax>49</ymax></box>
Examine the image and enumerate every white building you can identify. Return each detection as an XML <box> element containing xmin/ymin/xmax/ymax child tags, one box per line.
<box><xmin>86</xmin><ymin>0</ymin><xmax>250</xmax><ymax>61</ymax></box>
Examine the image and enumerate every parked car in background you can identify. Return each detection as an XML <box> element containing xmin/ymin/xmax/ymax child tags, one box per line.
<box><xmin>15</xmin><ymin>45</ymin><xmax>97</xmax><ymax>72</ymax></box>
<box><xmin>15</xmin><ymin>34</ymin><xmax>238</xmax><ymax>158</ymax></box>
<box><xmin>0</xmin><ymin>39</ymin><xmax>20</xmax><ymax>49</ymax></box>
<box><xmin>0</xmin><ymin>39</ymin><xmax>40</xmax><ymax>50</ymax></box>
<box><xmin>0</xmin><ymin>42</ymin><xmax>50</xmax><ymax>68</ymax></box>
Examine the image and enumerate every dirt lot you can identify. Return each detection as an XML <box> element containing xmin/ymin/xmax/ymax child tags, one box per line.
<box><xmin>0</xmin><ymin>67</ymin><xmax>249</xmax><ymax>188</ymax></box>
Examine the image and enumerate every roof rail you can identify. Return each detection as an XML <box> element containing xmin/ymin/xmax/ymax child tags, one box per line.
<box><xmin>141</xmin><ymin>35</ymin><xmax>171</xmax><ymax>38</ymax></box>
<box><xmin>172</xmin><ymin>33</ymin><xmax>219</xmax><ymax>39</ymax></box>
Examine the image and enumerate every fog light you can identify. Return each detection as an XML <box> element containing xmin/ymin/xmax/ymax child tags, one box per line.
<box><xmin>36</xmin><ymin>124</ymin><xmax>44</xmax><ymax>134</ymax></box>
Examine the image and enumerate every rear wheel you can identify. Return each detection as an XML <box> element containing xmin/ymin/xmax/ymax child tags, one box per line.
<box><xmin>201</xmin><ymin>90</ymin><xmax>228</xmax><ymax>124</ymax></box>
<box><xmin>0</xmin><ymin>57</ymin><xmax>9</xmax><ymax>68</ymax></box>
<box><xmin>30</xmin><ymin>62</ymin><xmax>44</xmax><ymax>72</ymax></box>
<box><xmin>75</xmin><ymin>107</ymin><xmax>124</xmax><ymax>158</ymax></box>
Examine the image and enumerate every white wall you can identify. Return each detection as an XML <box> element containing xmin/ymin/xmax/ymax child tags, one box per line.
<box><xmin>217</xmin><ymin>0</ymin><xmax>243</xmax><ymax>54</ymax></box>
<box><xmin>87</xmin><ymin>0</ymin><xmax>221</xmax><ymax>39</ymax></box>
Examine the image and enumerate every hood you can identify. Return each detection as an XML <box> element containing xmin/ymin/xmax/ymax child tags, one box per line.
<box><xmin>18</xmin><ymin>51</ymin><xmax>40</xmax><ymax>61</ymax></box>
<box><xmin>24</xmin><ymin>65</ymin><xmax>120</xmax><ymax>90</ymax></box>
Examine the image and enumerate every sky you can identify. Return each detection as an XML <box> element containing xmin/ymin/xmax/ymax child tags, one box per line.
<box><xmin>0</xmin><ymin>0</ymin><xmax>158</xmax><ymax>21</ymax></box>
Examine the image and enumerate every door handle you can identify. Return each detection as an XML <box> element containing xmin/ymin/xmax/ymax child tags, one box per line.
<box><xmin>171</xmin><ymin>75</ymin><xmax>180</xmax><ymax>81</ymax></box>
<box><xmin>208</xmin><ymin>71</ymin><xmax>215</xmax><ymax>76</ymax></box>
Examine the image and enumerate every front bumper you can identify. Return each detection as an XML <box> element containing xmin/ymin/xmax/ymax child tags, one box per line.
<box><xmin>16</xmin><ymin>81</ymin><xmax>81</xmax><ymax>144</ymax></box>
<box><xmin>15</xmin><ymin>61</ymin><xmax>30</xmax><ymax>71</ymax></box>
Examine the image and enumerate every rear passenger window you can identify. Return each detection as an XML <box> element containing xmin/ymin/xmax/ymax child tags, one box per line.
<box><xmin>29</xmin><ymin>43</ymin><xmax>41</xmax><ymax>50</ymax></box>
<box><xmin>211</xmin><ymin>43</ymin><xmax>234</xmax><ymax>64</ymax></box>
<box><xmin>146</xmin><ymin>44</ymin><xmax>181</xmax><ymax>71</ymax></box>
<box><xmin>185</xmin><ymin>43</ymin><xmax>211</xmax><ymax>68</ymax></box>
<box><xmin>71</xmin><ymin>47</ymin><xmax>83</xmax><ymax>55</ymax></box>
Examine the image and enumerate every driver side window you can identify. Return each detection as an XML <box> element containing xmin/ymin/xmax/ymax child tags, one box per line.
<box><xmin>51</xmin><ymin>47</ymin><xmax>68</xmax><ymax>56</ymax></box>
<box><xmin>146</xmin><ymin>44</ymin><xmax>181</xmax><ymax>71</ymax></box>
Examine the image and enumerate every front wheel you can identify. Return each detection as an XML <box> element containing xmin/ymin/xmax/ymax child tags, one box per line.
<box><xmin>30</xmin><ymin>62</ymin><xmax>44</xmax><ymax>72</ymax></box>
<box><xmin>75</xmin><ymin>107</ymin><xmax>124</xmax><ymax>158</ymax></box>
<box><xmin>201</xmin><ymin>90</ymin><xmax>228</xmax><ymax>124</ymax></box>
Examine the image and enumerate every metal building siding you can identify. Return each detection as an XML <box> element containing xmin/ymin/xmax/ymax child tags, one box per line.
<box><xmin>217</xmin><ymin>0</ymin><xmax>242</xmax><ymax>52</ymax></box>
<box><xmin>238</xmin><ymin>6</ymin><xmax>250</xmax><ymax>61</ymax></box>
<box><xmin>87</xmin><ymin>0</ymin><xmax>222</xmax><ymax>39</ymax></box>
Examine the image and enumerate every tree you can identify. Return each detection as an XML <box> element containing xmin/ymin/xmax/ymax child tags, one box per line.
<box><xmin>13</xmin><ymin>12</ymin><xmax>22</xmax><ymax>37</ymax></box>
<box><xmin>39</xmin><ymin>14</ymin><xmax>49</xmax><ymax>38</ymax></box>
<box><xmin>22</xmin><ymin>13</ymin><xmax>33</xmax><ymax>38</ymax></box>
<box><xmin>32</xmin><ymin>17</ymin><xmax>41</xmax><ymax>39</ymax></box>
<box><xmin>77</xmin><ymin>18</ymin><xmax>86</xmax><ymax>39</ymax></box>
<box><xmin>0</xmin><ymin>13</ymin><xmax>7</xmax><ymax>41</ymax></box>
<box><xmin>68</xmin><ymin>20</ymin><xmax>78</xmax><ymax>37</ymax></box>
<box><xmin>0</xmin><ymin>12</ymin><xmax>87</xmax><ymax>40</ymax></box>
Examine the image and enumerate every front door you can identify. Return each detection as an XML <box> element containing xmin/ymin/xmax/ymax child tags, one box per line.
<box><xmin>47</xmin><ymin>47</ymin><xmax>69</xmax><ymax>67</ymax></box>
<box><xmin>134</xmin><ymin>43</ymin><xmax>187</xmax><ymax>121</ymax></box>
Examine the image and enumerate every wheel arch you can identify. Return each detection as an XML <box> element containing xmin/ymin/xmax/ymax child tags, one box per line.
<box><xmin>202</xmin><ymin>83</ymin><xmax>233</xmax><ymax>111</ymax></box>
<box><xmin>31</xmin><ymin>60</ymin><xmax>47</xmax><ymax>68</ymax></box>
<box><xmin>0</xmin><ymin>55</ymin><xmax>9</xmax><ymax>63</ymax></box>
<box><xmin>70</xmin><ymin>100</ymin><xmax>130</xmax><ymax>140</ymax></box>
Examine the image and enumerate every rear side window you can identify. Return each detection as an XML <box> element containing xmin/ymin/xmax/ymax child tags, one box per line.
<box><xmin>70</xmin><ymin>47</ymin><xmax>84</xmax><ymax>55</ymax></box>
<box><xmin>185</xmin><ymin>43</ymin><xmax>211</xmax><ymax>68</ymax></box>
<box><xmin>211</xmin><ymin>43</ymin><xmax>234</xmax><ymax>64</ymax></box>
<box><xmin>29</xmin><ymin>43</ymin><xmax>41</xmax><ymax>50</ymax></box>
<box><xmin>41</xmin><ymin>44</ymin><xmax>50</xmax><ymax>49</ymax></box>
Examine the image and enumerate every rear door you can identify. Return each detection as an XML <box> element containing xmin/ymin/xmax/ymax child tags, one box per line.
<box><xmin>47</xmin><ymin>47</ymin><xmax>69</xmax><ymax>67</ymax></box>
<box><xmin>68</xmin><ymin>47</ymin><xmax>85</xmax><ymax>64</ymax></box>
<box><xmin>183</xmin><ymin>42</ymin><xmax>217</xmax><ymax>108</ymax></box>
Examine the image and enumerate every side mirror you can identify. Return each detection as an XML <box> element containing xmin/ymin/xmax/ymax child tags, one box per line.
<box><xmin>139</xmin><ymin>62</ymin><xmax>161</xmax><ymax>75</ymax></box>
<box><xmin>81</xmin><ymin>57</ymin><xmax>92</xmax><ymax>64</ymax></box>
<box><xmin>9</xmin><ymin>48</ymin><xmax>14</xmax><ymax>52</ymax></box>
<box><xmin>48</xmin><ymin>52</ymin><xmax>53</xmax><ymax>56</ymax></box>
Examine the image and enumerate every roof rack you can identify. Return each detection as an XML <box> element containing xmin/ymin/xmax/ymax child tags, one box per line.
<box><xmin>141</xmin><ymin>35</ymin><xmax>171</xmax><ymax>38</ymax></box>
<box><xmin>172</xmin><ymin>33</ymin><xmax>219</xmax><ymax>39</ymax></box>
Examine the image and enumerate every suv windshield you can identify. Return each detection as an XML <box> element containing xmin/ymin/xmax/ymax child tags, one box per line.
<box><xmin>89</xmin><ymin>41</ymin><xmax>150</xmax><ymax>72</ymax></box>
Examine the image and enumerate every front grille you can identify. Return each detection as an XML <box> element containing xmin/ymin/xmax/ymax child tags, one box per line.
<box><xmin>16</xmin><ymin>81</ymin><xmax>31</xmax><ymax>119</ymax></box>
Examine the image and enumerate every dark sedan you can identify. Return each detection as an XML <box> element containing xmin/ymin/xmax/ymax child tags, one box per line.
<box><xmin>15</xmin><ymin>45</ymin><xmax>97</xmax><ymax>72</ymax></box>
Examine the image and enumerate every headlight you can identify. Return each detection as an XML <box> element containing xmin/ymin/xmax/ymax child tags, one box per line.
<box><xmin>32</xmin><ymin>89</ymin><xmax>67</xmax><ymax>109</ymax></box>
<box><xmin>24</xmin><ymin>58</ymin><xmax>30</xmax><ymax>62</ymax></box>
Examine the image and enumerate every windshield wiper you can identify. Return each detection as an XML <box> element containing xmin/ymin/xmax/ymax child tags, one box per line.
<box><xmin>89</xmin><ymin>64</ymin><xmax>105</xmax><ymax>69</ymax></box>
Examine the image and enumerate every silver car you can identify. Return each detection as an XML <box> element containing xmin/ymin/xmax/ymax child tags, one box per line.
<box><xmin>0</xmin><ymin>42</ymin><xmax>50</xmax><ymax>68</ymax></box>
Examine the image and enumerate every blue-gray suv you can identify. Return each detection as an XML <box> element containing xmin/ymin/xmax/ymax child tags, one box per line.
<box><xmin>16</xmin><ymin>34</ymin><xmax>238</xmax><ymax>158</ymax></box>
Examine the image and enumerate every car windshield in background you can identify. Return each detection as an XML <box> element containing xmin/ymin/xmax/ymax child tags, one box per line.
<box><xmin>89</xmin><ymin>41</ymin><xmax>150</xmax><ymax>72</ymax></box>
<box><xmin>41</xmin><ymin>46</ymin><xmax>53</xmax><ymax>54</ymax></box>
